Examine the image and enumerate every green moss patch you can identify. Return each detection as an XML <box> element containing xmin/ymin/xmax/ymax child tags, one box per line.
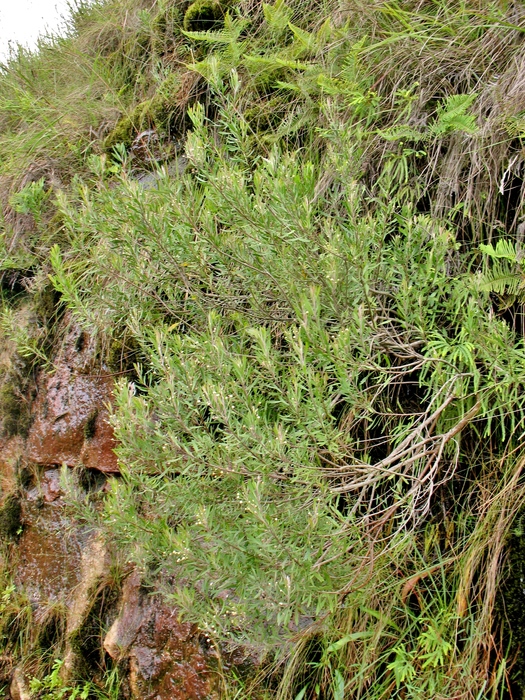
<box><xmin>104</xmin><ymin>73</ymin><xmax>183</xmax><ymax>153</ymax></box>
<box><xmin>183</xmin><ymin>0</ymin><xmax>227</xmax><ymax>32</ymax></box>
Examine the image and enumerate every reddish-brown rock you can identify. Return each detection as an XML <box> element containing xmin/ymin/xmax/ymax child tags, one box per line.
<box><xmin>15</xmin><ymin>494</ymin><xmax>83</xmax><ymax>605</ymax></box>
<box><xmin>104</xmin><ymin>569</ymin><xmax>144</xmax><ymax>660</ymax></box>
<box><xmin>26</xmin><ymin>323</ymin><xmax>119</xmax><ymax>473</ymax></box>
<box><xmin>40</xmin><ymin>468</ymin><xmax>62</xmax><ymax>502</ymax></box>
<box><xmin>105</xmin><ymin>572</ymin><xmax>220</xmax><ymax>700</ymax></box>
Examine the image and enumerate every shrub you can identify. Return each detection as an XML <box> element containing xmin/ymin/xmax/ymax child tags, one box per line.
<box><xmin>3</xmin><ymin>0</ymin><xmax>525</xmax><ymax>696</ymax></box>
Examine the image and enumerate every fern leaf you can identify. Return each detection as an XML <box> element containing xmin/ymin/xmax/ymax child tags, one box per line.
<box><xmin>244</xmin><ymin>55</ymin><xmax>310</xmax><ymax>71</ymax></box>
<box><xmin>182</xmin><ymin>16</ymin><xmax>247</xmax><ymax>44</ymax></box>
<box><xmin>263</xmin><ymin>0</ymin><xmax>292</xmax><ymax>30</ymax></box>
<box><xmin>479</xmin><ymin>239</ymin><xmax>517</xmax><ymax>262</ymax></box>
<box><xmin>288</xmin><ymin>23</ymin><xmax>316</xmax><ymax>51</ymax></box>
<box><xmin>430</xmin><ymin>93</ymin><xmax>478</xmax><ymax>136</ymax></box>
<box><xmin>477</xmin><ymin>266</ymin><xmax>522</xmax><ymax>296</ymax></box>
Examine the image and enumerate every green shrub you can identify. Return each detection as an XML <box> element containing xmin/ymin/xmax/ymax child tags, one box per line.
<box><xmin>3</xmin><ymin>0</ymin><xmax>525</xmax><ymax>696</ymax></box>
<box><xmin>52</xmin><ymin>81</ymin><xmax>522</xmax><ymax>696</ymax></box>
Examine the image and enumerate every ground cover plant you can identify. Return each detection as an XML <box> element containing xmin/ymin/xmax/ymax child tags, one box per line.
<box><xmin>3</xmin><ymin>0</ymin><xmax>525</xmax><ymax>697</ymax></box>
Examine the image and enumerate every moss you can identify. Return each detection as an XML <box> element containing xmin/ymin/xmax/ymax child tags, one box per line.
<box><xmin>33</xmin><ymin>284</ymin><xmax>61</xmax><ymax>326</ymax></box>
<box><xmin>103</xmin><ymin>114</ymin><xmax>136</xmax><ymax>152</ymax></box>
<box><xmin>0</xmin><ymin>494</ymin><xmax>22</xmax><ymax>540</ymax></box>
<box><xmin>148</xmin><ymin>73</ymin><xmax>182</xmax><ymax>129</ymax></box>
<box><xmin>0</xmin><ymin>382</ymin><xmax>30</xmax><ymax>439</ymax></box>
<box><xmin>183</xmin><ymin>0</ymin><xmax>227</xmax><ymax>32</ymax></box>
<box><xmin>245</xmin><ymin>95</ymin><xmax>289</xmax><ymax>133</ymax></box>
<box><xmin>104</xmin><ymin>73</ymin><xmax>182</xmax><ymax>153</ymax></box>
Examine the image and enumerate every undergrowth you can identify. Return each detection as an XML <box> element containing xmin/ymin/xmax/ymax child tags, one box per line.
<box><xmin>3</xmin><ymin>0</ymin><xmax>525</xmax><ymax>698</ymax></box>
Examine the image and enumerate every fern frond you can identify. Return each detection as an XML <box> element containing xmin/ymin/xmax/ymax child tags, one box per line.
<box><xmin>479</xmin><ymin>239</ymin><xmax>517</xmax><ymax>262</ymax></box>
<box><xmin>430</xmin><ymin>93</ymin><xmax>478</xmax><ymax>136</ymax></box>
<box><xmin>244</xmin><ymin>55</ymin><xmax>311</xmax><ymax>71</ymax></box>
<box><xmin>477</xmin><ymin>263</ymin><xmax>523</xmax><ymax>297</ymax></box>
<box><xmin>263</xmin><ymin>0</ymin><xmax>292</xmax><ymax>30</ymax></box>
<box><xmin>288</xmin><ymin>23</ymin><xmax>317</xmax><ymax>51</ymax></box>
<box><xmin>182</xmin><ymin>16</ymin><xmax>247</xmax><ymax>44</ymax></box>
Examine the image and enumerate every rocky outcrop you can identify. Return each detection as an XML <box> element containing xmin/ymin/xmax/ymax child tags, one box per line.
<box><xmin>0</xmin><ymin>436</ymin><xmax>23</xmax><ymax>498</ymax></box>
<box><xmin>0</xmin><ymin>321</ymin><xmax>225</xmax><ymax>699</ymax></box>
<box><xmin>9</xmin><ymin>667</ymin><xmax>31</xmax><ymax>700</ymax></box>
<box><xmin>15</xmin><ymin>489</ymin><xmax>83</xmax><ymax>606</ymax></box>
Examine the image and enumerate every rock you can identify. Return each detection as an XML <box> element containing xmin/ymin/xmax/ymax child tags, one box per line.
<box><xmin>15</xmin><ymin>497</ymin><xmax>83</xmax><ymax>606</ymax></box>
<box><xmin>104</xmin><ymin>571</ymin><xmax>220</xmax><ymax>700</ymax></box>
<box><xmin>66</xmin><ymin>536</ymin><xmax>110</xmax><ymax>636</ymax></box>
<box><xmin>104</xmin><ymin>569</ymin><xmax>144</xmax><ymax>660</ymax></box>
<box><xmin>131</xmin><ymin>129</ymin><xmax>162</xmax><ymax>163</ymax></box>
<box><xmin>26</xmin><ymin>322</ymin><xmax>119</xmax><ymax>473</ymax></box>
<box><xmin>10</xmin><ymin>666</ymin><xmax>31</xmax><ymax>700</ymax></box>
<box><xmin>0</xmin><ymin>317</ymin><xmax>237</xmax><ymax>699</ymax></box>
<box><xmin>135</xmin><ymin>156</ymin><xmax>188</xmax><ymax>190</ymax></box>
<box><xmin>41</xmin><ymin>468</ymin><xmax>61</xmax><ymax>502</ymax></box>
<box><xmin>62</xmin><ymin>536</ymin><xmax>111</xmax><ymax>679</ymax></box>
<box><xmin>129</xmin><ymin>606</ymin><xmax>219</xmax><ymax>700</ymax></box>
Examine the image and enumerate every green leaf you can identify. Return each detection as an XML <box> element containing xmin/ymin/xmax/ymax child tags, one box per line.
<box><xmin>333</xmin><ymin>669</ymin><xmax>345</xmax><ymax>700</ymax></box>
<box><xmin>326</xmin><ymin>631</ymin><xmax>373</xmax><ymax>653</ymax></box>
<box><xmin>288</xmin><ymin>22</ymin><xmax>316</xmax><ymax>51</ymax></box>
<box><xmin>430</xmin><ymin>93</ymin><xmax>478</xmax><ymax>136</ymax></box>
<box><xmin>480</xmin><ymin>239</ymin><xmax>518</xmax><ymax>261</ymax></box>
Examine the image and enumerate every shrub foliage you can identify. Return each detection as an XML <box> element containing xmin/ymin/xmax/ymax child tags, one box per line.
<box><xmin>3</xmin><ymin>0</ymin><xmax>525</xmax><ymax>697</ymax></box>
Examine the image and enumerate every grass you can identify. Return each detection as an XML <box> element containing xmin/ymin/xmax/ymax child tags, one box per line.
<box><xmin>2</xmin><ymin>0</ymin><xmax>525</xmax><ymax>698</ymax></box>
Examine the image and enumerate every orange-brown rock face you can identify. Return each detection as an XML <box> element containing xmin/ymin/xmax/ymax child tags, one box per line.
<box><xmin>26</xmin><ymin>323</ymin><xmax>119</xmax><ymax>473</ymax></box>
<box><xmin>129</xmin><ymin>612</ymin><xmax>218</xmax><ymax>700</ymax></box>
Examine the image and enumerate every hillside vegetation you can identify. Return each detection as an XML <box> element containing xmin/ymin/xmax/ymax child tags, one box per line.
<box><xmin>2</xmin><ymin>0</ymin><xmax>525</xmax><ymax>697</ymax></box>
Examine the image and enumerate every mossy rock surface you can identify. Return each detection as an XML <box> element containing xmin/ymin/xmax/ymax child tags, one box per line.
<box><xmin>103</xmin><ymin>73</ymin><xmax>182</xmax><ymax>153</ymax></box>
<box><xmin>107</xmin><ymin>334</ymin><xmax>143</xmax><ymax>375</ymax></box>
<box><xmin>0</xmin><ymin>384</ymin><xmax>26</xmax><ymax>438</ymax></box>
<box><xmin>103</xmin><ymin>115</ymin><xmax>136</xmax><ymax>152</ymax></box>
<box><xmin>183</xmin><ymin>0</ymin><xmax>228</xmax><ymax>32</ymax></box>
